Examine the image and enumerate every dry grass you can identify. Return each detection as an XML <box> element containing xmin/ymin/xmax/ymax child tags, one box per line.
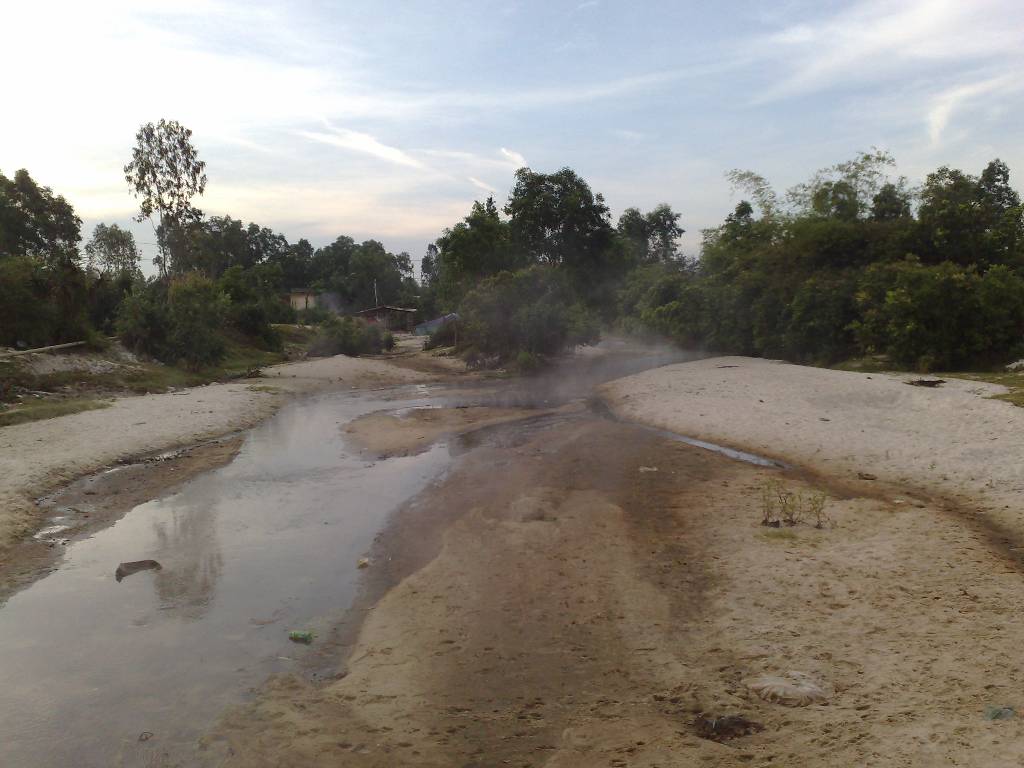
<box><xmin>0</xmin><ymin>398</ymin><xmax>110</xmax><ymax>428</ymax></box>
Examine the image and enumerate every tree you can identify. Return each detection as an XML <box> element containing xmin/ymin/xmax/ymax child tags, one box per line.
<box><xmin>0</xmin><ymin>168</ymin><xmax>82</xmax><ymax>266</ymax></box>
<box><xmin>434</xmin><ymin>197</ymin><xmax>518</xmax><ymax>308</ymax></box>
<box><xmin>124</xmin><ymin>120</ymin><xmax>207</xmax><ymax>277</ymax></box>
<box><xmin>871</xmin><ymin>182</ymin><xmax>912</xmax><ymax>221</ymax></box>
<box><xmin>505</xmin><ymin>168</ymin><xmax>614</xmax><ymax>270</ymax></box>
<box><xmin>84</xmin><ymin>223</ymin><xmax>141</xmax><ymax>275</ymax></box>
<box><xmin>617</xmin><ymin>204</ymin><xmax>684</xmax><ymax>263</ymax></box>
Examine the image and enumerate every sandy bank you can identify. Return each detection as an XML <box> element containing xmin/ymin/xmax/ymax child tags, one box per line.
<box><xmin>0</xmin><ymin>355</ymin><xmax>428</xmax><ymax>554</ymax></box>
<box><xmin>602</xmin><ymin>356</ymin><xmax>1024</xmax><ymax>532</ymax></box>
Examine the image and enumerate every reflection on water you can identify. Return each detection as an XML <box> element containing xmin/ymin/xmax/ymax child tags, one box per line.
<box><xmin>152</xmin><ymin>497</ymin><xmax>223</xmax><ymax>618</ymax></box>
<box><xmin>0</xmin><ymin>388</ymin><xmax>452</xmax><ymax>768</ymax></box>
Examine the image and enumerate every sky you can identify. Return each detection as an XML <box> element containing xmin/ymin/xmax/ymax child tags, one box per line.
<box><xmin>3</xmin><ymin>0</ymin><xmax>1023</xmax><ymax>274</ymax></box>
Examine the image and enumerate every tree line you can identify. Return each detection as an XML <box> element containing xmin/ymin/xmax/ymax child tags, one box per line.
<box><xmin>3</xmin><ymin>119</ymin><xmax>1022</xmax><ymax>373</ymax></box>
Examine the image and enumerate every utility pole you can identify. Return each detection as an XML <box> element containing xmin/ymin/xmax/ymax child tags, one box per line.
<box><xmin>374</xmin><ymin>279</ymin><xmax>379</xmax><ymax>306</ymax></box>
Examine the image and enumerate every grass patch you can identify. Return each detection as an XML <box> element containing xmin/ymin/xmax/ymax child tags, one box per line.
<box><xmin>938</xmin><ymin>370</ymin><xmax>1024</xmax><ymax>407</ymax></box>
<box><xmin>759</xmin><ymin>529</ymin><xmax>799</xmax><ymax>542</ymax></box>
<box><xmin>0</xmin><ymin>333</ymin><xmax>293</xmax><ymax>404</ymax></box>
<box><xmin>0</xmin><ymin>398</ymin><xmax>110</xmax><ymax>427</ymax></box>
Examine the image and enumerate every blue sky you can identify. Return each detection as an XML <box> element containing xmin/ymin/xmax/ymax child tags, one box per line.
<box><xmin>3</xmin><ymin>0</ymin><xmax>1023</xmax><ymax>273</ymax></box>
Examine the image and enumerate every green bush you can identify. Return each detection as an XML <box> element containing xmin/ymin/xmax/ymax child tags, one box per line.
<box><xmin>167</xmin><ymin>273</ymin><xmax>229</xmax><ymax>368</ymax></box>
<box><xmin>308</xmin><ymin>316</ymin><xmax>386</xmax><ymax>357</ymax></box>
<box><xmin>853</xmin><ymin>259</ymin><xmax>1024</xmax><ymax>370</ymax></box>
<box><xmin>425</xmin><ymin>318</ymin><xmax>459</xmax><ymax>350</ymax></box>
<box><xmin>296</xmin><ymin>305</ymin><xmax>330</xmax><ymax>325</ymax></box>
<box><xmin>458</xmin><ymin>265</ymin><xmax>600</xmax><ymax>365</ymax></box>
<box><xmin>0</xmin><ymin>256</ymin><xmax>56</xmax><ymax>347</ymax></box>
<box><xmin>118</xmin><ymin>274</ymin><xmax>229</xmax><ymax>369</ymax></box>
<box><xmin>117</xmin><ymin>283</ymin><xmax>172</xmax><ymax>360</ymax></box>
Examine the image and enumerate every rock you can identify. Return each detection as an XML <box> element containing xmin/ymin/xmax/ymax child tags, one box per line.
<box><xmin>1006</xmin><ymin>360</ymin><xmax>1024</xmax><ymax>372</ymax></box>
<box><xmin>745</xmin><ymin>671</ymin><xmax>832</xmax><ymax>706</ymax></box>
<box><xmin>115</xmin><ymin>560</ymin><xmax>162</xmax><ymax>582</ymax></box>
<box><xmin>357</xmin><ymin>557</ymin><xmax>370</xmax><ymax>569</ymax></box>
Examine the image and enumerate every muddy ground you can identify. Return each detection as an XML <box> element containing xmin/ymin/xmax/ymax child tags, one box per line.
<box><xmin>202</xmin><ymin>405</ymin><xmax>1024</xmax><ymax>767</ymax></box>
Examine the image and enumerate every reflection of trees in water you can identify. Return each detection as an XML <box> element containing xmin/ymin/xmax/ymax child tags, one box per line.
<box><xmin>152</xmin><ymin>496</ymin><xmax>223</xmax><ymax>619</ymax></box>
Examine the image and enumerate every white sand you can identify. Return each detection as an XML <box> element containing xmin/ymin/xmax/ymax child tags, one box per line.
<box><xmin>602</xmin><ymin>356</ymin><xmax>1024</xmax><ymax>531</ymax></box>
<box><xmin>0</xmin><ymin>355</ymin><xmax>427</xmax><ymax>551</ymax></box>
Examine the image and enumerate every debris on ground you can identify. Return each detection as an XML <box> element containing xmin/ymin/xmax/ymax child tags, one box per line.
<box><xmin>638</xmin><ymin>466</ymin><xmax>659</xmax><ymax>473</ymax></box>
<box><xmin>906</xmin><ymin>379</ymin><xmax>945</xmax><ymax>388</ymax></box>
<box><xmin>693</xmin><ymin>714</ymin><xmax>764</xmax><ymax>742</ymax></box>
<box><xmin>114</xmin><ymin>559</ymin><xmax>162</xmax><ymax>582</ymax></box>
<box><xmin>288</xmin><ymin>631</ymin><xmax>314</xmax><ymax>644</ymax></box>
<box><xmin>746</xmin><ymin>671</ymin><xmax>832</xmax><ymax>706</ymax></box>
<box><xmin>857</xmin><ymin>472</ymin><xmax>878</xmax><ymax>480</ymax></box>
<box><xmin>357</xmin><ymin>557</ymin><xmax>370</xmax><ymax>569</ymax></box>
<box><xmin>984</xmin><ymin>705</ymin><xmax>1016</xmax><ymax>721</ymax></box>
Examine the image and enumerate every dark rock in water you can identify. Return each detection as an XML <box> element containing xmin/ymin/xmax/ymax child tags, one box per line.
<box><xmin>693</xmin><ymin>714</ymin><xmax>764</xmax><ymax>742</ymax></box>
<box><xmin>115</xmin><ymin>560</ymin><xmax>162</xmax><ymax>582</ymax></box>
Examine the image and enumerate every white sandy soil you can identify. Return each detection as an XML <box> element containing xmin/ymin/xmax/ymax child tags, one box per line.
<box><xmin>602</xmin><ymin>356</ymin><xmax>1024</xmax><ymax>533</ymax></box>
<box><xmin>0</xmin><ymin>355</ymin><xmax>427</xmax><ymax>552</ymax></box>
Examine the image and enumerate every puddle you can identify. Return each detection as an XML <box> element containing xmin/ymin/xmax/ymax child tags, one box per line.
<box><xmin>0</xmin><ymin>387</ymin><xmax>452</xmax><ymax>768</ymax></box>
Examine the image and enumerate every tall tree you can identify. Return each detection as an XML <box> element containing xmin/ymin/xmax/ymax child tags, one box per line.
<box><xmin>84</xmin><ymin>223</ymin><xmax>141</xmax><ymax>275</ymax></box>
<box><xmin>0</xmin><ymin>168</ymin><xmax>81</xmax><ymax>266</ymax></box>
<box><xmin>124</xmin><ymin>119</ymin><xmax>207</xmax><ymax>277</ymax></box>
<box><xmin>505</xmin><ymin>167</ymin><xmax>614</xmax><ymax>272</ymax></box>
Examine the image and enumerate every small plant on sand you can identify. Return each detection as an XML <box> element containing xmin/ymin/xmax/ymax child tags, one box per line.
<box><xmin>759</xmin><ymin>479</ymin><xmax>830</xmax><ymax>529</ymax></box>
<box><xmin>805</xmin><ymin>491</ymin><xmax>831</xmax><ymax>529</ymax></box>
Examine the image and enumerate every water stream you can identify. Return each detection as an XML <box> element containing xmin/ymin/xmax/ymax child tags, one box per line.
<box><xmin>0</xmin><ymin>387</ymin><xmax>451</xmax><ymax>767</ymax></box>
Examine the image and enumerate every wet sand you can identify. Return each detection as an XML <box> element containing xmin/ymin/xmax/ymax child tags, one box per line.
<box><xmin>344</xmin><ymin>405</ymin><xmax>562</xmax><ymax>457</ymax></box>
<box><xmin>206</xmin><ymin>384</ymin><xmax>1024</xmax><ymax>766</ymax></box>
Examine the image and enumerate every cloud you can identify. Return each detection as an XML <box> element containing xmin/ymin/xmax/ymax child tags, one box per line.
<box><xmin>926</xmin><ymin>74</ymin><xmax>1019</xmax><ymax>147</ymax></box>
<box><xmin>500</xmin><ymin>147</ymin><xmax>528</xmax><ymax>167</ymax></box>
<box><xmin>468</xmin><ymin>177</ymin><xmax>497</xmax><ymax>194</ymax></box>
<box><xmin>297</xmin><ymin>127</ymin><xmax>424</xmax><ymax>168</ymax></box>
<box><xmin>754</xmin><ymin>0</ymin><xmax>1024</xmax><ymax>102</ymax></box>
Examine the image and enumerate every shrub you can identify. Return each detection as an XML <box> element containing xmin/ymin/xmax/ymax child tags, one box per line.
<box><xmin>0</xmin><ymin>256</ymin><xmax>56</xmax><ymax>347</ymax></box>
<box><xmin>118</xmin><ymin>274</ymin><xmax>229</xmax><ymax>369</ymax></box>
<box><xmin>308</xmin><ymin>316</ymin><xmax>386</xmax><ymax>357</ymax></box>
<box><xmin>458</xmin><ymin>265</ymin><xmax>600</xmax><ymax>365</ymax></box>
<box><xmin>425</xmin><ymin>318</ymin><xmax>459</xmax><ymax>350</ymax></box>
<box><xmin>296</xmin><ymin>305</ymin><xmax>330</xmax><ymax>325</ymax></box>
<box><xmin>166</xmin><ymin>273</ymin><xmax>229</xmax><ymax>369</ymax></box>
<box><xmin>117</xmin><ymin>283</ymin><xmax>172</xmax><ymax>360</ymax></box>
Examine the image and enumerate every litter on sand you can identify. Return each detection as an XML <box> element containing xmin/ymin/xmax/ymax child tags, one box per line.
<box><xmin>638</xmin><ymin>466</ymin><xmax>659</xmax><ymax>473</ymax></box>
<box><xmin>288</xmin><ymin>631</ymin><xmax>314</xmax><ymax>644</ymax></box>
<box><xmin>984</xmin><ymin>706</ymin><xmax>1016</xmax><ymax>721</ymax></box>
<box><xmin>745</xmin><ymin>671</ymin><xmax>831</xmax><ymax>706</ymax></box>
<box><xmin>357</xmin><ymin>557</ymin><xmax>370</xmax><ymax>569</ymax></box>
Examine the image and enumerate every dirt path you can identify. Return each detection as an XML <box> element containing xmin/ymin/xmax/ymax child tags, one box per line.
<box><xmin>204</xmin><ymin>405</ymin><xmax>1024</xmax><ymax>767</ymax></box>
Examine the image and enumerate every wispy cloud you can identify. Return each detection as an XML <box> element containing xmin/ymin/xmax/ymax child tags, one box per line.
<box><xmin>468</xmin><ymin>176</ymin><xmax>497</xmax><ymax>194</ymax></box>
<box><xmin>926</xmin><ymin>74</ymin><xmax>1019</xmax><ymax>147</ymax></box>
<box><xmin>500</xmin><ymin>147</ymin><xmax>527</xmax><ymax>167</ymax></box>
<box><xmin>296</xmin><ymin>127</ymin><xmax>424</xmax><ymax>168</ymax></box>
<box><xmin>753</xmin><ymin>0</ymin><xmax>1024</xmax><ymax>102</ymax></box>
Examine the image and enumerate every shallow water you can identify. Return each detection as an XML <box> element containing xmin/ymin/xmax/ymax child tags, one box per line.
<box><xmin>0</xmin><ymin>387</ymin><xmax>451</xmax><ymax>767</ymax></box>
